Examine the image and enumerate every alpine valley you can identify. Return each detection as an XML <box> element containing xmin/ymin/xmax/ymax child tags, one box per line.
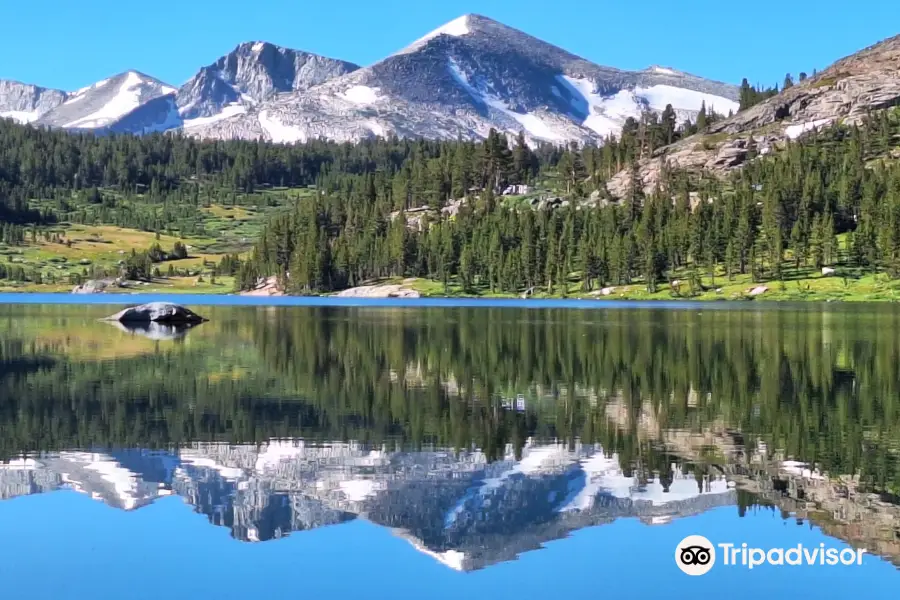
<box><xmin>0</xmin><ymin>14</ymin><xmax>740</xmax><ymax>145</ymax></box>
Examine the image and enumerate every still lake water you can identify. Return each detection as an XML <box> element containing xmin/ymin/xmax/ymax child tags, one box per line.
<box><xmin>1</xmin><ymin>299</ymin><xmax>899</xmax><ymax>598</ymax></box>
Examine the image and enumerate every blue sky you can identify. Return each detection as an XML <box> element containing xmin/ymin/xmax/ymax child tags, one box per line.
<box><xmin>3</xmin><ymin>0</ymin><xmax>897</xmax><ymax>92</ymax></box>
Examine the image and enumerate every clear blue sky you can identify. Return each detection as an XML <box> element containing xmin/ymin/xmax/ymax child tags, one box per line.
<box><xmin>3</xmin><ymin>0</ymin><xmax>897</xmax><ymax>92</ymax></box>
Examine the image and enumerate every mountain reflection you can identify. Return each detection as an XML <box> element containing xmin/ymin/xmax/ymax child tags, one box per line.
<box><xmin>1</xmin><ymin>440</ymin><xmax>738</xmax><ymax>571</ymax></box>
<box><xmin>1</xmin><ymin>303</ymin><xmax>899</xmax><ymax>570</ymax></box>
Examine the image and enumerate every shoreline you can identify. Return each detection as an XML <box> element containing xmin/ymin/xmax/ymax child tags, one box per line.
<box><xmin>0</xmin><ymin>291</ymin><xmax>891</xmax><ymax>309</ymax></box>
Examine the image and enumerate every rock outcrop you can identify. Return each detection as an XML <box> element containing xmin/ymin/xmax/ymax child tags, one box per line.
<box><xmin>104</xmin><ymin>302</ymin><xmax>207</xmax><ymax>324</ymax></box>
<box><xmin>606</xmin><ymin>34</ymin><xmax>900</xmax><ymax>199</ymax></box>
<box><xmin>239</xmin><ymin>275</ymin><xmax>285</xmax><ymax>296</ymax></box>
<box><xmin>334</xmin><ymin>283</ymin><xmax>421</xmax><ymax>298</ymax></box>
<box><xmin>0</xmin><ymin>79</ymin><xmax>67</xmax><ymax>123</ymax></box>
<box><xmin>176</xmin><ymin>42</ymin><xmax>360</xmax><ymax>121</ymax></box>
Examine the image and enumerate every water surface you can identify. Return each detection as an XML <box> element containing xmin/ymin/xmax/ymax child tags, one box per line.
<box><xmin>1</xmin><ymin>302</ymin><xmax>898</xmax><ymax>598</ymax></box>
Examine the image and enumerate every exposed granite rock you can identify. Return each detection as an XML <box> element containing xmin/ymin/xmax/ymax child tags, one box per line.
<box><xmin>36</xmin><ymin>71</ymin><xmax>175</xmax><ymax>131</ymax></box>
<box><xmin>187</xmin><ymin>14</ymin><xmax>739</xmax><ymax>145</ymax></box>
<box><xmin>104</xmin><ymin>302</ymin><xmax>207</xmax><ymax>324</ymax></box>
<box><xmin>72</xmin><ymin>279</ymin><xmax>110</xmax><ymax>294</ymax></box>
<box><xmin>333</xmin><ymin>283</ymin><xmax>421</xmax><ymax>298</ymax></box>
<box><xmin>0</xmin><ymin>79</ymin><xmax>67</xmax><ymax>123</ymax></box>
<box><xmin>176</xmin><ymin>42</ymin><xmax>360</xmax><ymax>121</ymax></box>
<box><xmin>605</xmin><ymin>34</ymin><xmax>900</xmax><ymax>199</ymax></box>
<box><xmin>239</xmin><ymin>275</ymin><xmax>285</xmax><ymax>297</ymax></box>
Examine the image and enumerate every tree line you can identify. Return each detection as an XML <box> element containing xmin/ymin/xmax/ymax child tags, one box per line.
<box><xmin>245</xmin><ymin>109</ymin><xmax>900</xmax><ymax>294</ymax></box>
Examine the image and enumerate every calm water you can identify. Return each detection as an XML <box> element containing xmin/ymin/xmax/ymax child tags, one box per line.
<box><xmin>1</xmin><ymin>301</ymin><xmax>899</xmax><ymax>598</ymax></box>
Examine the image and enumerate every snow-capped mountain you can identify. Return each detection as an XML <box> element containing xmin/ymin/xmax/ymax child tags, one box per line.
<box><xmin>176</xmin><ymin>41</ymin><xmax>359</xmax><ymax>127</ymax></box>
<box><xmin>188</xmin><ymin>14</ymin><xmax>740</xmax><ymax>144</ymax></box>
<box><xmin>34</xmin><ymin>70</ymin><xmax>177</xmax><ymax>131</ymax></box>
<box><xmin>0</xmin><ymin>79</ymin><xmax>67</xmax><ymax>123</ymax></box>
<box><xmin>0</xmin><ymin>440</ymin><xmax>735</xmax><ymax>570</ymax></box>
<box><xmin>1</xmin><ymin>14</ymin><xmax>739</xmax><ymax>145</ymax></box>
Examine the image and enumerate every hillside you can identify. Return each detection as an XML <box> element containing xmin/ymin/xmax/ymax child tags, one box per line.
<box><xmin>605</xmin><ymin>33</ymin><xmax>900</xmax><ymax>198</ymax></box>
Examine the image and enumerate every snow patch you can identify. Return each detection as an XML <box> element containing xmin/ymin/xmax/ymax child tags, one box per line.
<box><xmin>397</xmin><ymin>15</ymin><xmax>471</xmax><ymax>55</ymax></box>
<box><xmin>64</xmin><ymin>72</ymin><xmax>150</xmax><ymax>128</ymax></box>
<box><xmin>258</xmin><ymin>110</ymin><xmax>307</xmax><ymax>143</ymax></box>
<box><xmin>63</xmin><ymin>452</ymin><xmax>142</xmax><ymax>510</ymax></box>
<box><xmin>557</xmin><ymin>76</ymin><xmax>641</xmax><ymax>137</ymax></box>
<box><xmin>0</xmin><ymin>110</ymin><xmax>40</xmax><ymax>124</ymax></box>
<box><xmin>401</xmin><ymin>533</ymin><xmax>467</xmax><ymax>571</ymax></box>
<box><xmin>558</xmin><ymin>455</ymin><xmax>732</xmax><ymax>513</ymax></box>
<box><xmin>252</xmin><ymin>42</ymin><xmax>266</xmax><ymax>52</ymax></box>
<box><xmin>785</xmin><ymin>118</ymin><xmax>832</xmax><ymax>140</ymax></box>
<box><xmin>254</xmin><ymin>439</ymin><xmax>308</xmax><ymax>471</ymax></box>
<box><xmin>445</xmin><ymin>444</ymin><xmax>575</xmax><ymax>527</ymax></box>
<box><xmin>635</xmin><ymin>84</ymin><xmax>739</xmax><ymax>116</ymax></box>
<box><xmin>366</xmin><ymin>120</ymin><xmax>386</xmax><ymax>137</ymax></box>
<box><xmin>179</xmin><ymin>455</ymin><xmax>245</xmax><ymax>480</ymax></box>
<box><xmin>449</xmin><ymin>60</ymin><xmax>566</xmax><ymax>142</ymax></box>
<box><xmin>651</xmin><ymin>67</ymin><xmax>678</xmax><ymax>75</ymax></box>
<box><xmin>559</xmin><ymin>76</ymin><xmax>739</xmax><ymax>137</ymax></box>
<box><xmin>182</xmin><ymin>104</ymin><xmax>247</xmax><ymax>128</ymax></box>
<box><xmin>340</xmin><ymin>85</ymin><xmax>382</xmax><ymax>105</ymax></box>
<box><xmin>339</xmin><ymin>479</ymin><xmax>378</xmax><ymax>502</ymax></box>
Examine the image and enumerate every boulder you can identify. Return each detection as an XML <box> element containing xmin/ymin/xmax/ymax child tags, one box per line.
<box><xmin>72</xmin><ymin>279</ymin><xmax>109</xmax><ymax>294</ymax></box>
<box><xmin>822</xmin><ymin>267</ymin><xmax>836</xmax><ymax>276</ymax></box>
<box><xmin>104</xmin><ymin>302</ymin><xmax>207</xmax><ymax>324</ymax></box>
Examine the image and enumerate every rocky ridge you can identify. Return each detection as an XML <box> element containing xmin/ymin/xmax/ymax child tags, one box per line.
<box><xmin>34</xmin><ymin>70</ymin><xmax>177</xmax><ymax>132</ymax></box>
<box><xmin>0</xmin><ymin>79</ymin><xmax>68</xmax><ymax>123</ymax></box>
<box><xmin>1</xmin><ymin>14</ymin><xmax>739</xmax><ymax>145</ymax></box>
<box><xmin>605</xmin><ymin>34</ymin><xmax>900</xmax><ymax>199</ymax></box>
<box><xmin>189</xmin><ymin>14</ymin><xmax>739</xmax><ymax>145</ymax></box>
<box><xmin>176</xmin><ymin>41</ymin><xmax>359</xmax><ymax>122</ymax></box>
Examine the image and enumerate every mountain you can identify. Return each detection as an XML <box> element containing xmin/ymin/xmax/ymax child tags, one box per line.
<box><xmin>189</xmin><ymin>14</ymin><xmax>740</xmax><ymax>144</ymax></box>
<box><xmin>0</xmin><ymin>14</ymin><xmax>738</xmax><ymax>144</ymax></box>
<box><xmin>34</xmin><ymin>70</ymin><xmax>177</xmax><ymax>132</ymax></box>
<box><xmin>0</xmin><ymin>79</ymin><xmax>67</xmax><ymax>123</ymax></box>
<box><xmin>605</xmin><ymin>33</ymin><xmax>900</xmax><ymax>198</ymax></box>
<box><xmin>0</xmin><ymin>441</ymin><xmax>736</xmax><ymax>570</ymax></box>
<box><xmin>176</xmin><ymin>41</ymin><xmax>360</xmax><ymax>127</ymax></box>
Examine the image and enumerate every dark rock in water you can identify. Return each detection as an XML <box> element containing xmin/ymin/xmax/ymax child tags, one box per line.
<box><xmin>104</xmin><ymin>302</ymin><xmax>207</xmax><ymax>324</ymax></box>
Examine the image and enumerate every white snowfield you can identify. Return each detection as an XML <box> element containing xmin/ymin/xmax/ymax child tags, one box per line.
<box><xmin>560</xmin><ymin>75</ymin><xmax>739</xmax><ymax>138</ymax></box>
<box><xmin>64</xmin><ymin>72</ymin><xmax>155</xmax><ymax>129</ymax></box>
<box><xmin>258</xmin><ymin>109</ymin><xmax>308</xmax><ymax>143</ymax></box>
<box><xmin>340</xmin><ymin>85</ymin><xmax>383</xmax><ymax>105</ymax></box>
<box><xmin>396</xmin><ymin>14</ymin><xmax>472</xmax><ymax>55</ymax></box>
<box><xmin>182</xmin><ymin>103</ymin><xmax>247</xmax><ymax>129</ymax></box>
<box><xmin>0</xmin><ymin>110</ymin><xmax>39</xmax><ymax>124</ymax></box>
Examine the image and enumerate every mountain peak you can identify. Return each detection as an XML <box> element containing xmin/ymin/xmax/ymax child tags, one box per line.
<box><xmin>394</xmin><ymin>14</ymin><xmax>499</xmax><ymax>56</ymax></box>
<box><xmin>175</xmin><ymin>41</ymin><xmax>359</xmax><ymax>122</ymax></box>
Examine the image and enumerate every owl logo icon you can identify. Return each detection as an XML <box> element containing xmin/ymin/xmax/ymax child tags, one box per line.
<box><xmin>675</xmin><ymin>535</ymin><xmax>716</xmax><ymax>576</ymax></box>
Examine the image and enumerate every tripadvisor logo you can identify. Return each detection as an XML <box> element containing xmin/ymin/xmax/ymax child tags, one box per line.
<box><xmin>675</xmin><ymin>535</ymin><xmax>867</xmax><ymax>576</ymax></box>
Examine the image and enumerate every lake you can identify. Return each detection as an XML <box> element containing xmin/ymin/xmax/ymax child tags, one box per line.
<box><xmin>1</xmin><ymin>300</ymin><xmax>898</xmax><ymax>599</ymax></box>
